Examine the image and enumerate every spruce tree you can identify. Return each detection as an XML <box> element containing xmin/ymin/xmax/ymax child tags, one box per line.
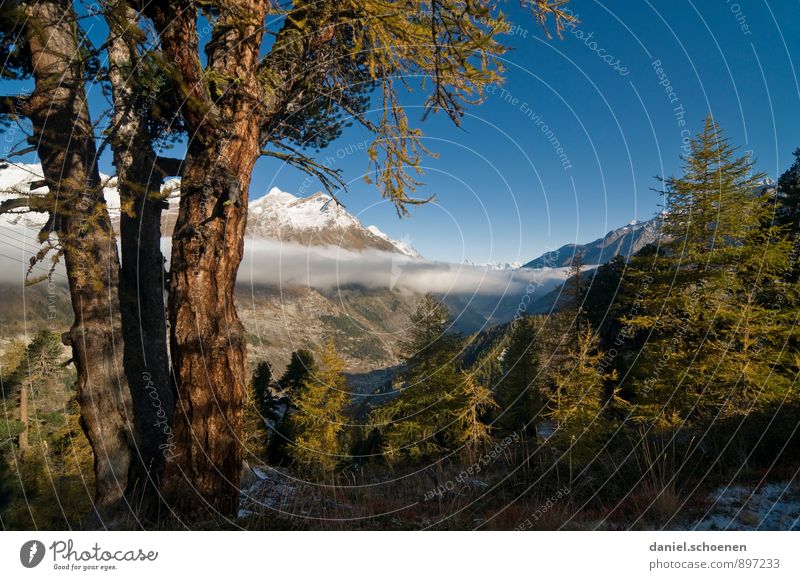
<box><xmin>495</xmin><ymin>316</ymin><xmax>541</xmax><ymax>434</ymax></box>
<box><xmin>777</xmin><ymin>148</ymin><xmax>800</xmax><ymax>231</ymax></box>
<box><xmin>251</xmin><ymin>361</ymin><xmax>275</xmax><ymax>422</ymax></box>
<box><xmin>263</xmin><ymin>352</ymin><xmax>317</xmax><ymax>466</ymax></box>
<box><xmin>777</xmin><ymin>148</ymin><xmax>800</xmax><ymax>281</ymax></box>
<box><xmin>289</xmin><ymin>340</ymin><xmax>349</xmax><ymax>473</ymax></box>
<box><xmin>280</xmin><ymin>350</ymin><xmax>316</xmax><ymax>393</ymax></box>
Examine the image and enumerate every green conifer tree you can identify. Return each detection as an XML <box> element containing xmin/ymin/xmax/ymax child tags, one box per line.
<box><xmin>495</xmin><ymin>316</ymin><xmax>541</xmax><ymax>434</ymax></box>
<box><xmin>289</xmin><ymin>340</ymin><xmax>349</xmax><ymax>473</ymax></box>
<box><xmin>265</xmin><ymin>352</ymin><xmax>317</xmax><ymax>465</ymax></box>
<box><xmin>549</xmin><ymin>327</ymin><xmax>619</xmax><ymax>460</ymax></box>
<box><xmin>251</xmin><ymin>361</ymin><xmax>275</xmax><ymax>422</ymax></box>
<box><xmin>280</xmin><ymin>350</ymin><xmax>316</xmax><ymax>393</ymax></box>
<box><xmin>626</xmin><ymin>117</ymin><xmax>798</xmax><ymax>424</ymax></box>
<box><xmin>373</xmin><ymin>293</ymin><xmax>463</xmax><ymax>460</ymax></box>
<box><xmin>777</xmin><ymin>148</ymin><xmax>800</xmax><ymax>231</ymax></box>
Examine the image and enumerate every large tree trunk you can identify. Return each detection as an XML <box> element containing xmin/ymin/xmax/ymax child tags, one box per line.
<box><xmin>105</xmin><ymin>1</ymin><xmax>174</xmax><ymax>522</ymax></box>
<box><xmin>163</xmin><ymin>138</ymin><xmax>258</xmax><ymax>516</ymax></box>
<box><xmin>23</xmin><ymin>0</ymin><xmax>134</xmax><ymax>525</ymax></box>
<box><xmin>141</xmin><ymin>0</ymin><xmax>267</xmax><ymax>516</ymax></box>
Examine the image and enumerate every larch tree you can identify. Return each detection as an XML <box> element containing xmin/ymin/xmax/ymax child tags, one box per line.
<box><xmin>289</xmin><ymin>339</ymin><xmax>349</xmax><ymax>474</ymax></box>
<box><xmin>374</xmin><ymin>293</ymin><xmax>464</xmax><ymax>460</ymax></box>
<box><xmin>135</xmin><ymin>0</ymin><xmax>572</xmax><ymax>515</ymax></box>
<box><xmin>548</xmin><ymin>326</ymin><xmax>618</xmax><ymax>461</ymax></box>
<box><xmin>13</xmin><ymin>330</ymin><xmax>63</xmax><ymax>454</ymax></box>
<box><xmin>3</xmin><ymin>0</ymin><xmax>574</xmax><ymax>519</ymax></box>
<box><xmin>456</xmin><ymin>370</ymin><xmax>496</xmax><ymax>457</ymax></box>
<box><xmin>1</xmin><ymin>0</ymin><xmax>186</xmax><ymax>524</ymax></box>
<box><xmin>625</xmin><ymin>117</ymin><xmax>797</xmax><ymax>424</ymax></box>
<box><xmin>103</xmin><ymin>0</ymin><xmax>183</xmax><ymax>521</ymax></box>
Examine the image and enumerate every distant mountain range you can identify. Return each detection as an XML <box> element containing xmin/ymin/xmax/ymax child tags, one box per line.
<box><xmin>522</xmin><ymin>218</ymin><xmax>662</xmax><ymax>269</ymax></box>
<box><xmin>520</xmin><ymin>177</ymin><xmax>779</xmax><ymax>270</ymax></box>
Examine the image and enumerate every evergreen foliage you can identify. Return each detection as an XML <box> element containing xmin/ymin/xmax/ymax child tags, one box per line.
<box><xmin>549</xmin><ymin>327</ymin><xmax>619</xmax><ymax>458</ymax></box>
<box><xmin>778</xmin><ymin>148</ymin><xmax>800</xmax><ymax>231</ymax></box>
<box><xmin>289</xmin><ymin>340</ymin><xmax>349</xmax><ymax>473</ymax></box>
<box><xmin>373</xmin><ymin>294</ymin><xmax>464</xmax><ymax>460</ymax></box>
<box><xmin>279</xmin><ymin>350</ymin><xmax>316</xmax><ymax>393</ymax></box>
<box><xmin>251</xmin><ymin>361</ymin><xmax>275</xmax><ymax>422</ymax></box>
<box><xmin>625</xmin><ymin>117</ymin><xmax>798</xmax><ymax>424</ymax></box>
<box><xmin>495</xmin><ymin>316</ymin><xmax>541</xmax><ymax>434</ymax></box>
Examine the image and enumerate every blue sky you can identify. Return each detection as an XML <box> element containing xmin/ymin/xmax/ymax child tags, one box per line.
<box><xmin>260</xmin><ymin>0</ymin><xmax>800</xmax><ymax>263</ymax></box>
<box><xmin>3</xmin><ymin>1</ymin><xmax>799</xmax><ymax>264</ymax></box>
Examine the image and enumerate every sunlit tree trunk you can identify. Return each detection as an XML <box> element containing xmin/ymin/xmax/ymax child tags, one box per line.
<box><xmin>144</xmin><ymin>0</ymin><xmax>267</xmax><ymax>515</ymax></box>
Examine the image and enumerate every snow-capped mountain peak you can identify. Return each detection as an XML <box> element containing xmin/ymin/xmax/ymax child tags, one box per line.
<box><xmin>366</xmin><ymin>225</ymin><xmax>421</xmax><ymax>258</ymax></box>
<box><xmin>261</xmin><ymin>186</ymin><xmax>298</xmax><ymax>205</ymax></box>
<box><xmin>246</xmin><ymin>189</ymin><xmax>422</xmax><ymax>256</ymax></box>
<box><xmin>522</xmin><ymin>216</ymin><xmax>663</xmax><ymax>269</ymax></box>
<box><xmin>462</xmin><ymin>259</ymin><xmax>523</xmax><ymax>271</ymax></box>
<box><xmin>249</xmin><ymin>189</ymin><xmax>360</xmax><ymax>232</ymax></box>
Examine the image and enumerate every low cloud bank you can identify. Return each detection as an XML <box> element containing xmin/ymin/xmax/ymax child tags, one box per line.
<box><xmin>239</xmin><ymin>239</ymin><xmax>571</xmax><ymax>297</ymax></box>
<box><xmin>0</xmin><ymin>236</ymin><xmax>573</xmax><ymax>299</ymax></box>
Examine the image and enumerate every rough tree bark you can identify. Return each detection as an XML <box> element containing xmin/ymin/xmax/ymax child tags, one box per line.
<box><xmin>22</xmin><ymin>0</ymin><xmax>134</xmax><ymax>525</ymax></box>
<box><xmin>105</xmin><ymin>1</ymin><xmax>175</xmax><ymax>522</ymax></box>
<box><xmin>144</xmin><ymin>0</ymin><xmax>267</xmax><ymax>516</ymax></box>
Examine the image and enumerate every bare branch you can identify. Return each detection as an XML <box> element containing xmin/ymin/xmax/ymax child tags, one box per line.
<box><xmin>0</xmin><ymin>197</ymin><xmax>40</xmax><ymax>214</ymax></box>
<box><xmin>262</xmin><ymin>148</ymin><xmax>346</xmax><ymax>199</ymax></box>
<box><xmin>6</xmin><ymin>146</ymin><xmax>37</xmax><ymax>158</ymax></box>
<box><xmin>0</xmin><ymin>197</ymin><xmax>30</xmax><ymax>213</ymax></box>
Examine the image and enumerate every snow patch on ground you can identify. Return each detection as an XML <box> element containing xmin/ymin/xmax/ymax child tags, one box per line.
<box><xmin>239</xmin><ymin>465</ymin><xmax>299</xmax><ymax>515</ymax></box>
<box><xmin>690</xmin><ymin>481</ymin><xmax>800</xmax><ymax>530</ymax></box>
